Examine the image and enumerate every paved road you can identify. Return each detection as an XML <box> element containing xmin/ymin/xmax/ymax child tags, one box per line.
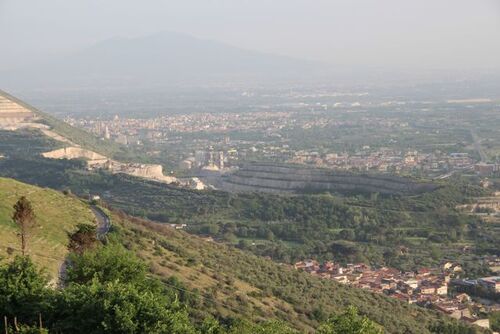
<box><xmin>58</xmin><ymin>205</ymin><xmax>111</xmax><ymax>286</ymax></box>
<box><xmin>90</xmin><ymin>206</ymin><xmax>111</xmax><ymax>239</ymax></box>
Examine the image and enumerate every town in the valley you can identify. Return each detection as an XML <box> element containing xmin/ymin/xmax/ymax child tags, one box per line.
<box><xmin>66</xmin><ymin>99</ymin><xmax>500</xmax><ymax>179</ymax></box>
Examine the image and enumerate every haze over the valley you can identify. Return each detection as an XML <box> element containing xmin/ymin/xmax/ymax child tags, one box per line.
<box><xmin>1</xmin><ymin>0</ymin><xmax>500</xmax><ymax>92</ymax></box>
<box><xmin>2</xmin><ymin>2</ymin><xmax>500</xmax><ymax>332</ymax></box>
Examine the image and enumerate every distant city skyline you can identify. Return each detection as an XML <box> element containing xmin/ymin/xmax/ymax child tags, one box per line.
<box><xmin>1</xmin><ymin>0</ymin><xmax>500</xmax><ymax>72</ymax></box>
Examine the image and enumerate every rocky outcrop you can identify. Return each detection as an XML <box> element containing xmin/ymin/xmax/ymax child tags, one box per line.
<box><xmin>42</xmin><ymin>147</ymin><xmax>106</xmax><ymax>161</ymax></box>
<box><xmin>109</xmin><ymin>162</ymin><xmax>177</xmax><ymax>184</ymax></box>
<box><xmin>221</xmin><ymin>163</ymin><xmax>437</xmax><ymax>195</ymax></box>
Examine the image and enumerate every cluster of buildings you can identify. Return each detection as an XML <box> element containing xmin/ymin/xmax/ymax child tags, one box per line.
<box><xmin>65</xmin><ymin>111</ymin><xmax>296</xmax><ymax>146</ymax></box>
<box><xmin>452</xmin><ymin>276</ymin><xmax>500</xmax><ymax>295</ymax></box>
<box><xmin>65</xmin><ymin>110</ymin><xmax>498</xmax><ymax>178</ymax></box>
<box><xmin>293</xmin><ymin>260</ymin><xmax>499</xmax><ymax>330</ymax></box>
<box><xmin>179</xmin><ymin>150</ymin><xmax>226</xmax><ymax>171</ymax></box>
<box><xmin>475</xmin><ymin>162</ymin><xmax>500</xmax><ymax>176</ymax></box>
<box><xmin>288</xmin><ymin>149</ymin><xmax>477</xmax><ymax>176</ymax></box>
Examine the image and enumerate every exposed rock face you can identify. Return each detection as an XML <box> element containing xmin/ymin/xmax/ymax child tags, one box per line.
<box><xmin>126</xmin><ymin>164</ymin><xmax>164</xmax><ymax>178</ymax></box>
<box><xmin>42</xmin><ymin>147</ymin><xmax>106</xmax><ymax>161</ymax></box>
<box><xmin>221</xmin><ymin>163</ymin><xmax>437</xmax><ymax>195</ymax></box>
<box><xmin>109</xmin><ymin>162</ymin><xmax>177</xmax><ymax>184</ymax></box>
<box><xmin>0</xmin><ymin>90</ymin><xmax>38</xmax><ymax>129</ymax></box>
<box><xmin>0</xmin><ymin>91</ymin><xmax>78</xmax><ymax>145</ymax></box>
<box><xmin>42</xmin><ymin>147</ymin><xmax>178</xmax><ymax>184</ymax></box>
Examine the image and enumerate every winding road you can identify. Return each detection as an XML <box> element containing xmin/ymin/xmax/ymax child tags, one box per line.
<box><xmin>58</xmin><ymin>205</ymin><xmax>111</xmax><ymax>285</ymax></box>
<box><xmin>90</xmin><ymin>205</ymin><xmax>111</xmax><ymax>240</ymax></box>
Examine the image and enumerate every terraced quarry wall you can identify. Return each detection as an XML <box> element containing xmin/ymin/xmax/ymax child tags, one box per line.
<box><xmin>0</xmin><ymin>91</ymin><xmax>38</xmax><ymax>128</ymax></box>
<box><xmin>222</xmin><ymin>163</ymin><xmax>437</xmax><ymax>195</ymax></box>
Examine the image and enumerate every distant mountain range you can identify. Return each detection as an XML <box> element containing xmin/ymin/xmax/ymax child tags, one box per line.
<box><xmin>1</xmin><ymin>32</ymin><xmax>321</xmax><ymax>90</ymax></box>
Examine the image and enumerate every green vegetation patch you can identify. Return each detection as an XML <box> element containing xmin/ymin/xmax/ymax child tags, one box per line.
<box><xmin>0</xmin><ymin>177</ymin><xmax>94</xmax><ymax>276</ymax></box>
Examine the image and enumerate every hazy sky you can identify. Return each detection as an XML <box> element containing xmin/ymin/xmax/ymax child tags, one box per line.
<box><xmin>1</xmin><ymin>0</ymin><xmax>500</xmax><ymax>71</ymax></box>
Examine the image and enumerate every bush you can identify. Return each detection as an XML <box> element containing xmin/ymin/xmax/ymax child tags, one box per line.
<box><xmin>0</xmin><ymin>256</ymin><xmax>51</xmax><ymax>326</ymax></box>
<box><xmin>317</xmin><ymin>306</ymin><xmax>383</xmax><ymax>334</ymax></box>
<box><xmin>52</xmin><ymin>280</ymin><xmax>195</xmax><ymax>334</ymax></box>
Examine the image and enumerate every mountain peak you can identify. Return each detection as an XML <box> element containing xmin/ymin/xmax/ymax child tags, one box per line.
<box><xmin>1</xmin><ymin>32</ymin><xmax>320</xmax><ymax>90</ymax></box>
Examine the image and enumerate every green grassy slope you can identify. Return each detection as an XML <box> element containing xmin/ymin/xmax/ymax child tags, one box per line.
<box><xmin>0</xmin><ymin>177</ymin><xmax>95</xmax><ymax>276</ymax></box>
<box><xmin>37</xmin><ymin>114</ymin><xmax>126</xmax><ymax>157</ymax></box>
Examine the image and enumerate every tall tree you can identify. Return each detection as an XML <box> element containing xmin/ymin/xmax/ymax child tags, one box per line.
<box><xmin>12</xmin><ymin>196</ymin><xmax>36</xmax><ymax>256</ymax></box>
<box><xmin>0</xmin><ymin>256</ymin><xmax>49</xmax><ymax>326</ymax></box>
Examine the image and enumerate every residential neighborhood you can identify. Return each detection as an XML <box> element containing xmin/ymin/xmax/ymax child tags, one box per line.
<box><xmin>293</xmin><ymin>258</ymin><xmax>500</xmax><ymax>330</ymax></box>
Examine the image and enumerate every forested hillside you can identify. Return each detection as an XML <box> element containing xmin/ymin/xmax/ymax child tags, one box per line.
<box><xmin>0</xmin><ymin>178</ymin><xmax>486</xmax><ymax>333</ymax></box>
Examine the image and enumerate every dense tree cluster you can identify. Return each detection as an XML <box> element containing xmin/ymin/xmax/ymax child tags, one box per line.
<box><xmin>113</xmin><ymin>215</ymin><xmax>486</xmax><ymax>334</ymax></box>
<box><xmin>0</xmin><ymin>244</ymin><xmax>388</xmax><ymax>333</ymax></box>
<box><xmin>0</xmin><ymin>250</ymin><xmax>302</xmax><ymax>333</ymax></box>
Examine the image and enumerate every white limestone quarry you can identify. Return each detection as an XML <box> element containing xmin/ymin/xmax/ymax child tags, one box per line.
<box><xmin>0</xmin><ymin>93</ymin><xmax>39</xmax><ymax>129</ymax></box>
<box><xmin>42</xmin><ymin>147</ymin><xmax>107</xmax><ymax>161</ymax></box>
<box><xmin>105</xmin><ymin>160</ymin><xmax>178</xmax><ymax>184</ymax></box>
<box><xmin>41</xmin><ymin>147</ymin><xmax>178</xmax><ymax>184</ymax></box>
<box><xmin>0</xmin><ymin>90</ymin><xmax>78</xmax><ymax>145</ymax></box>
<box><xmin>1</xmin><ymin>89</ymin><xmax>180</xmax><ymax>186</ymax></box>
